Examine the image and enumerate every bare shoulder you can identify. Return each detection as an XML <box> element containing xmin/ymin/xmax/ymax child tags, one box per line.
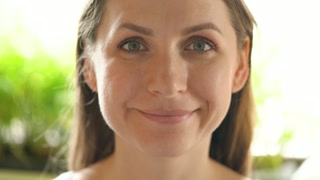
<box><xmin>69</xmin><ymin>157</ymin><xmax>114</xmax><ymax>180</ymax></box>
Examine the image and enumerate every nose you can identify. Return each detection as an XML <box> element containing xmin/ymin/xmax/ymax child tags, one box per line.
<box><xmin>146</xmin><ymin>52</ymin><xmax>188</xmax><ymax>97</ymax></box>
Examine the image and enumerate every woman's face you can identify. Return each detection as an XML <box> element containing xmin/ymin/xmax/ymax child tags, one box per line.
<box><xmin>85</xmin><ymin>0</ymin><xmax>250</xmax><ymax>157</ymax></box>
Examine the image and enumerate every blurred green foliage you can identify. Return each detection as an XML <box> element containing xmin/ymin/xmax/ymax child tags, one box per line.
<box><xmin>0</xmin><ymin>36</ymin><xmax>73</xmax><ymax>162</ymax></box>
<box><xmin>253</xmin><ymin>154</ymin><xmax>284</xmax><ymax>170</ymax></box>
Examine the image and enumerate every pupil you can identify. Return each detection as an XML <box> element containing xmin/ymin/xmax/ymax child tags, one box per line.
<box><xmin>194</xmin><ymin>42</ymin><xmax>205</xmax><ymax>51</ymax></box>
<box><xmin>129</xmin><ymin>42</ymin><xmax>140</xmax><ymax>51</ymax></box>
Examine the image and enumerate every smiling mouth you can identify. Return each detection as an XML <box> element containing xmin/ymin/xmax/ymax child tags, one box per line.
<box><xmin>137</xmin><ymin>109</ymin><xmax>195</xmax><ymax>124</ymax></box>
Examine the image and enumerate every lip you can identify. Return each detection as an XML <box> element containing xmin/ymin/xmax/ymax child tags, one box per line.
<box><xmin>137</xmin><ymin>109</ymin><xmax>195</xmax><ymax>124</ymax></box>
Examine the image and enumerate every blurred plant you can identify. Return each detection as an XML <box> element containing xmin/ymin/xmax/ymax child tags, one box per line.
<box><xmin>0</xmin><ymin>37</ymin><xmax>73</xmax><ymax>162</ymax></box>
<box><xmin>254</xmin><ymin>154</ymin><xmax>283</xmax><ymax>170</ymax></box>
<box><xmin>251</xmin><ymin>36</ymin><xmax>295</xmax><ymax>170</ymax></box>
<box><xmin>253</xmin><ymin>130</ymin><xmax>294</xmax><ymax>170</ymax></box>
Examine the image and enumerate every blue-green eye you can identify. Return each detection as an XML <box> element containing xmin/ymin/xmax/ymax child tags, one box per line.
<box><xmin>185</xmin><ymin>39</ymin><xmax>215</xmax><ymax>52</ymax></box>
<box><xmin>119</xmin><ymin>39</ymin><xmax>147</xmax><ymax>52</ymax></box>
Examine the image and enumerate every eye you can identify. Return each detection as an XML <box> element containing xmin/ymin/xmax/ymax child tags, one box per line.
<box><xmin>118</xmin><ymin>38</ymin><xmax>147</xmax><ymax>52</ymax></box>
<box><xmin>185</xmin><ymin>37</ymin><xmax>216</xmax><ymax>52</ymax></box>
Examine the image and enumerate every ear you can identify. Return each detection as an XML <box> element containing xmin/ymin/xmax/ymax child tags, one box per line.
<box><xmin>232</xmin><ymin>37</ymin><xmax>250</xmax><ymax>93</ymax></box>
<box><xmin>83</xmin><ymin>58</ymin><xmax>98</xmax><ymax>92</ymax></box>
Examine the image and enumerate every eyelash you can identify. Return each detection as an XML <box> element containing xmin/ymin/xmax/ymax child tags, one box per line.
<box><xmin>117</xmin><ymin>37</ymin><xmax>147</xmax><ymax>54</ymax></box>
<box><xmin>117</xmin><ymin>36</ymin><xmax>217</xmax><ymax>54</ymax></box>
<box><xmin>184</xmin><ymin>36</ymin><xmax>217</xmax><ymax>53</ymax></box>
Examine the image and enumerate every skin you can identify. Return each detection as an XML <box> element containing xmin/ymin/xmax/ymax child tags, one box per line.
<box><xmin>80</xmin><ymin>0</ymin><xmax>251</xmax><ymax>179</ymax></box>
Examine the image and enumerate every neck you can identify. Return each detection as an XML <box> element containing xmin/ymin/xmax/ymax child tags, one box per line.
<box><xmin>108</xmin><ymin>135</ymin><xmax>214</xmax><ymax>180</ymax></box>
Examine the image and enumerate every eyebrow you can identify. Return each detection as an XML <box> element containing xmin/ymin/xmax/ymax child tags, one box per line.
<box><xmin>116</xmin><ymin>22</ymin><xmax>222</xmax><ymax>36</ymax></box>
<box><xmin>182</xmin><ymin>23</ymin><xmax>223</xmax><ymax>36</ymax></box>
<box><xmin>117</xmin><ymin>23</ymin><xmax>154</xmax><ymax>36</ymax></box>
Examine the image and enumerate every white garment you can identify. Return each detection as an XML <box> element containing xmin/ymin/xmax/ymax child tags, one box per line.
<box><xmin>54</xmin><ymin>171</ymin><xmax>73</xmax><ymax>180</ymax></box>
<box><xmin>291</xmin><ymin>152</ymin><xmax>320</xmax><ymax>180</ymax></box>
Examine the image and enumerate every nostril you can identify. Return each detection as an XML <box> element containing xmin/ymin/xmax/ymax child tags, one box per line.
<box><xmin>147</xmin><ymin>77</ymin><xmax>187</xmax><ymax>97</ymax></box>
<box><xmin>145</xmin><ymin>54</ymin><xmax>188</xmax><ymax>97</ymax></box>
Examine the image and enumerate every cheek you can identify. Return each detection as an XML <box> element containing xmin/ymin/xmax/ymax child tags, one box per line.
<box><xmin>191</xmin><ymin>62</ymin><xmax>234</xmax><ymax>97</ymax></box>
<box><xmin>190</xmin><ymin>63</ymin><xmax>234</xmax><ymax>127</ymax></box>
<box><xmin>94</xmin><ymin>61</ymin><xmax>141</xmax><ymax>129</ymax></box>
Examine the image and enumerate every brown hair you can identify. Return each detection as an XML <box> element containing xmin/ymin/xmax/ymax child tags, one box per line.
<box><xmin>68</xmin><ymin>0</ymin><xmax>256</xmax><ymax>176</ymax></box>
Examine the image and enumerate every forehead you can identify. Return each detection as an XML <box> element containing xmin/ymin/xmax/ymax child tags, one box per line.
<box><xmin>106</xmin><ymin>0</ymin><xmax>227</xmax><ymax>14</ymax></box>
<box><xmin>102</xmin><ymin>0</ymin><xmax>232</xmax><ymax>34</ymax></box>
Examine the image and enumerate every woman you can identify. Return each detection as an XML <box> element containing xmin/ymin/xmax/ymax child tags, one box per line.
<box><xmin>56</xmin><ymin>0</ymin><xmax>256</xmax><ymax>179</ymax></box>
